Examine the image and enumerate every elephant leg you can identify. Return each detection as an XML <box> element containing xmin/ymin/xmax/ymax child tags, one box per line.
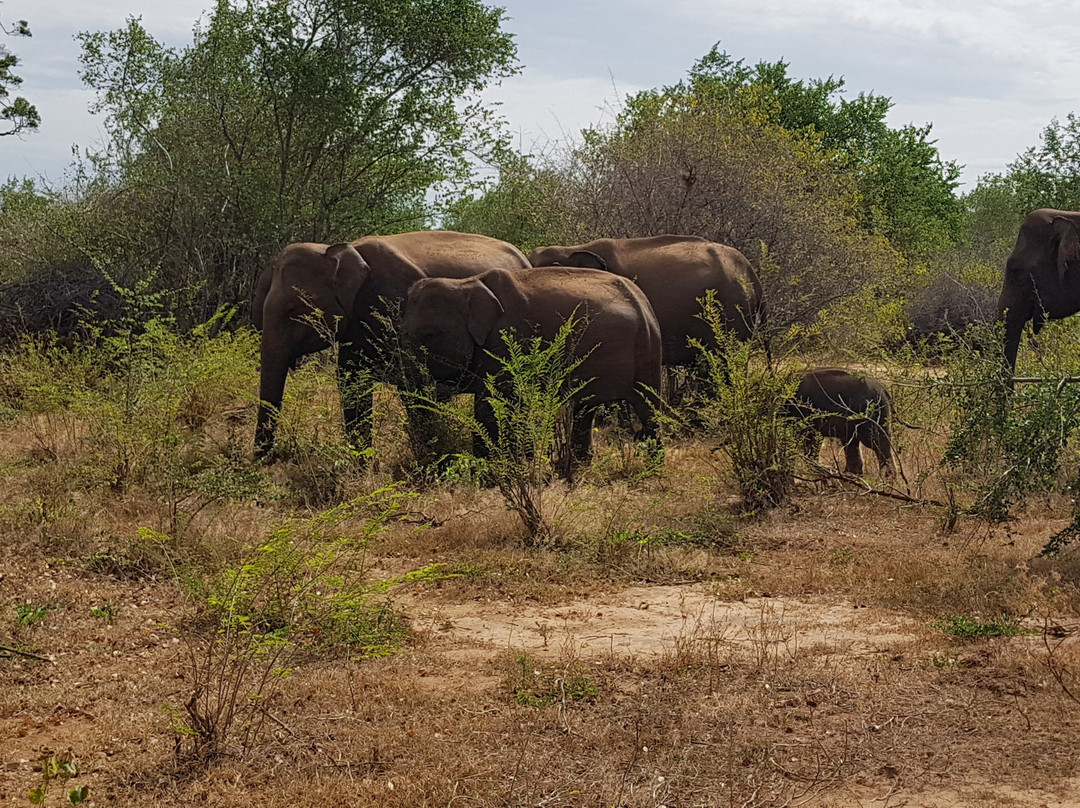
<box><xmin>255</xmin><ymin>348</ymin><xmax>295</xmax><ymax>458</ymax></box>
<box><xmin>842</xmin><ymin>434</ymin><xmax>864</xmax><ymax>476</ymax></box>
<box><xmin>569</xmin><ymin>404</ymin><xmax>597</xmax><ymax>469</ymax></box>
<box><xmin>630</xmin><ymin>389</ymin><xmax>664</xmax><ymax>464</ymax></box>
<box><xmin>472</xmin><ymin>393</ymin><xmax>496</xmax><ymax>460</ymax></box>
<box><xmin>337</xmin><ymin>346</ymin><xmax>374</xmax><ymax>456</ymax></box>
<box><xmin>867</xmin><ymin>421</ymin><xmax>895</xmax><ymax>477</ymax></box>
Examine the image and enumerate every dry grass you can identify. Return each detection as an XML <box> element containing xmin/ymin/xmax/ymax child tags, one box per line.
<box><xmin>4</xmin><ymin>361</ymin><xmax>1080</xmax><ymax>808</ymax></box>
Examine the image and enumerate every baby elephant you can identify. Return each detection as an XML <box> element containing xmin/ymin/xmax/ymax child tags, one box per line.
<box><xmin>786</xmin><ymin>368</ymin><xmax>895</xmax><ymax>477</ymax></box>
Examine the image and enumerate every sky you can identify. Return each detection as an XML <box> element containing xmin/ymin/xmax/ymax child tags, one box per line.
<box><xmin>2</xmin><ymin>0</ymin><xmax>1079</xmax><ymax>191</ymax></box>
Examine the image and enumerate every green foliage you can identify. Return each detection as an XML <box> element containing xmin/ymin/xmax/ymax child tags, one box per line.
<box><xmin>0</xmin><ymin>15</ymin><xmax>38</xmax><ymax>137</ymax></box>
<box><xmin>15</xmin><ymin>603</ymin><xmax>49</xmax><ymax>627</ymax></box>
<box><xmin>962</xmin><ymin>112</ymin><xmax>1080</xmax><ymax>263</ymax></box>
<box><xmin>507</xmin><ymin>652</ymin><xmax>599</xmax><ymax>708</ymax></box>
<box><xmin>27</xmin><ymin>752</ymin><xmax>86</xmax><ymax>805</ymax></box>
<box><xmin>1002</xmin><ymin>113</ymin><xmax>1080</xmax><ymax>213</ymax></box>
<box><xmin>687</xmin><ymin>46</ymin><xmax>963</xmax><ymax>258</ymax></box>
<box><xmin>929</xmin><ymin>614</ymin><xmax>1032</xmax><ymax>639</ymax></box>
<box><xmin>694</xmin><ymin>293</ymin><xmax>800</xmax><ymax>511</ymax></box>
<box><xmin>205</xmin><ymin>487</ymin><xmax>414</xmax><ymax>653</ymax></box>
<box><xmin>941</xmin><ymin>325</ymin><xmax>1080</xmax><ymax>522</ymax></box>
<box><xmin>1</xmin><ymin>307</ymin><xmax>270</xmax><ymax>545</ymax></box>
<box><xmin>443</xmin><ymin>150</ymin><xmax>582</xmax><ymax>251</ymax></box>
<box><xmin>479</xmin><ymin>321</ymin><xmax>590</xmax><ymax>543</ymax></box>
<box><xmin>0</xmin><ymin>0</ymin><xmax>520</xmax><ymax>321</ymax></box>
<box><xmin>174</xmin><ymin>487</ymin><xmax>416</xmax><ymax>765</ymax></box>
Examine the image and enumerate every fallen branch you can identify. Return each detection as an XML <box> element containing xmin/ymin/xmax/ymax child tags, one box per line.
<box><xmin>795</xmin><ymin>468</ymin><xmax>948</xmax><ymax>508</ymax></box>
<box><xmin>0</xmin><ymin>644</ymin><xmax>54</xmax><ymax>663</ymax></box>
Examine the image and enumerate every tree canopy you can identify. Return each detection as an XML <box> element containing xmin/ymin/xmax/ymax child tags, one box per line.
<box><xmin>0</xmin><ymin>14</ymin><xmax>38</xmax><ymax>137</ymax></box>
<box><xmin>54</xmin><ymin>0</ymin><xmax>517</xmax><ymax>319</ymax></box>
<box><xmin>685</xmin><ymin>47</ymin><xmax>963</xmax><ymax>258</ymax></box>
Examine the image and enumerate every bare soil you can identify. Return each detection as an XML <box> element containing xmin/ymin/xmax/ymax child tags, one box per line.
<box><xmin>3</xmin><ymin>421</ymin><xmax>1080</xmax><ymax>807</ymax></box>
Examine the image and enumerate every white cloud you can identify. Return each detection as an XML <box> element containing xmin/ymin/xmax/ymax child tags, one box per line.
<box><xmin>3</xmin><ymin>0</ymin><xmax>1080</xmax><ymax>187</ymax></box>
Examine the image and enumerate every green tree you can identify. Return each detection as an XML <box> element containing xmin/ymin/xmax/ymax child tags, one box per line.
<box><xmin>962</xmin><ymin>113</ymin><xmax>1080</xmax><ymax>264</ymax></box>
<box><xmin>0</xmin><ymin>14</ymin><xmax>39</xmax><ymax>137</ymax></box>
<box><xmin>68</xmin><ymin>0</ymin><xmax>516</xmax><ymax>320</ymax></box>
<box><xmin>686</xmin><ymin>46</ymin><xmax>963</xmax><ymax>258</ymax></box>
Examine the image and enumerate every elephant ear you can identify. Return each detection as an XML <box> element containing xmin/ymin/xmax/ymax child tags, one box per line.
<box><xmin>325</xmin><ymin>242</ymin><xmax>370</xmax><ymax>316</ymax></box>
<box><xmin>1053</xmin><ymin>217</ymin><xmax>1080</xmax><ymax>285</ymax></box>
<box><xmin>566</xmin><ymin>250</ymin><xmax>608</xmax><ymax>271</ymax></box>
<box><xmin>465</xmin><ymin>280</ymin><xmax>505</xmax><ymax>345</ymax></box>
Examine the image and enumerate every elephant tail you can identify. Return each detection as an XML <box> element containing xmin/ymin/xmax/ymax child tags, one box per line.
<box><xmin>892</xmin><ymin>417</ymin><xmax>924</xmax><ymax>430</ymax></box>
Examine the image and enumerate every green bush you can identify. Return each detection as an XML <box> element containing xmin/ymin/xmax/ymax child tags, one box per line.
<box><xmin>173</xmin><ymin>487</ymin><xmax>418</xmax><ymax>765</ymax></box>
<box><xmin>694</xmin><ymin>293</ymin><xmax>800</xmax><ymax>512</ymax></box>
<box><xmin>941</xmin><ymin>324</ymin><xmax>1080</xmax><ymax>523</ymax></box>
<box><xmin>423</xmin><ymin>318</ymin><xmax>589</xmax><ymax>545</ymax></box>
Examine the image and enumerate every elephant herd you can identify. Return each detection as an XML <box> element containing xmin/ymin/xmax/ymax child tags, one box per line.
<box><xmin>250</xmin><ymin>230</ymin><xmax>911</xmax><ymax>478</ymax></box>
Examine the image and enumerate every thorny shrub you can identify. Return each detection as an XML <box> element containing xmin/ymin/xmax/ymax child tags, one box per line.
<box><xmin>940</xmin><ymin>323</ymin><xmax>1080</xmax><ymax>524</ymax></box>
<box><xmin>172</xmin><ymin>487</ymin><xmax>422</xmax><ymax>766</ymax></box>
<box><xmin>694</xmin><ymin>292</ymin><xmax>800</xmax><ymax>512</ymax></box>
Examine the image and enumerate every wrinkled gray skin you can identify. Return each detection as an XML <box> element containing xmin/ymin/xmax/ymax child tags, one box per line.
<box><xmin>252</xmin><ymin>231</ymin><xmax>530</xmax><ymax>456</ymax></box>
<box><xmin>528</xmin><ymin>235</ymin><xmax>764</xmax><ymax>367</ymax></box>
<box><xmin>786</xmin><ymin>368</ymin><xmax>895</xmax><ymax>477</ymax></box>
<box><xmin>401</xmin><ymin>266</ymin><xmax>663</xmax><ymax>466</ymax></box>
<box><xmin>999</xmin><ymin>208</ymin><xmax>1080</xmax><ymax>370</ymax></box>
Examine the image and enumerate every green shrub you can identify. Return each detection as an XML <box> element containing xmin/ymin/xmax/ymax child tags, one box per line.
<box><xmin>173</xmin><ymin>486</ymin><xmax>419</xmax><ymax>765</ymax></box>
<box><xmin>940</xmin><ymin>324</ymin><xmax>1080</xmax><ymax>523</ymax></box>
<box><xmin>421</xmin><ymin>318</ymin><xmax>590</xmax><ymax>545</ymax></box>
<box><xmin>694</xmin><ymin>293</ymin><xmax>800</xmax><ymax>511</ymax></box>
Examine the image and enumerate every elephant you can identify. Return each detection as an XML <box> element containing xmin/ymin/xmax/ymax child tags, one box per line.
<box><xmin>253</xmin><ymin>231</ymin><xmax>530</xmax><ymax>457</ymax></box>
<box><xmin>401</xmin><ymin>266</ymin><xmax>663</xmax><ymax>466</ymax></box>
<box><xmin>527</xmin><ymin>235</ymin><xmax>765</xmax><ymax>367</ymax></box>
<box><xmin>785</xmin><ymin>368</ymin><xmax>895</xmax><ymax>477</ymax></box>
<box><xmin>999</xmin><ymin>208</ymin><xmax>1080</xmax><ymax>370</ymax></box>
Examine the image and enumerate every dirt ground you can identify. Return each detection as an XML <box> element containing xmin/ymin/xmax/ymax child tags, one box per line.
<box><xmin>3</xmin><ymin>429</ymin><xmax>1080</xmax><ymax>807</ymax></box>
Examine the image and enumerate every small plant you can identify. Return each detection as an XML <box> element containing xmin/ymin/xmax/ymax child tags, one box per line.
<box><xmin>480</xmin><ymin>320</ymin><xmax>590</xmax><ymax>543</ymax></box>
<box><xmin>15</xmin><ymin>603</ymin><xmax>50</xmax><ymax>627</ymax></box>
<box><xmin>27</xmin><ymin>751</ymin><xmax>87</xmax><ymax>805</ymax></box>
<box><xmin>929</xmin><ymin>613</ymin><xmax>1033</xmax><ymax>638</ymax></box>
<box><xmin>171</xmin><ymin>486</ymin><xmax>416</xmax><ymax>766</ymax></box>
<box><xmin>417</xmin><ymin>318</ymin><xmax>590</xmax><ymax>545</ymax></box>
<box><xmin>941</xmin><ymin>322</ymin><xmax>1080</xmax><ymax>524</ymax></box>
<box><xmin>507</xmin><ymin>652</ymin><xmax>599</xmax><ymax>708</ymax></box>
<box><xmin>693</xmin><ymin>292</ymin><xmax>800</xmax><ymax>511</ymax></box>
<box><xmin>89</xmin><ymin>600</ymin><xmax>119</xmax><ymax>622</ymax></box>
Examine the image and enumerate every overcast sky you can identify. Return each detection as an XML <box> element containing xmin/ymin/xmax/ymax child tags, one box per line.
<box><xmin>2</xmin><ymin>0</ymin><xmax>1079</xmax><ymax>191</ymax></box>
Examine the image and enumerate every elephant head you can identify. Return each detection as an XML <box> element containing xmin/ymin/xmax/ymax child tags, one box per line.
<box><xmin>254</xmin><ymin>241</ymin><xmax>371</xmax><ymax>455</ymax></box>
<box><xmin>403</xmin><ymin>273</ymin><xmax>507</xmax><ymax>383</ymax></box>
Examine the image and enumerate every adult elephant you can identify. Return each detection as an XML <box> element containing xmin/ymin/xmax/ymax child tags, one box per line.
<box><xmin>528</xmin><ymin>235</ymin><xmax>764</xmax><ymax>367</ymax></box>
<box><xmin>253</xmin><ymin>231</ymin><xmax>530</xmax><ymax>456</ymax></box>
<box><xmin>786</xmin><ymin>368</ymin><xmax>895</xmax><ymax>477</ymax></box>
<box><xmin>999</xmin><ymin>208</ymin><xmax>1080</xmax><ymax>369</ymax></box>
<box><xmin>401</xmin><ymin>266</ymin><xmax>663</xmax><ymax>466</ymax></box>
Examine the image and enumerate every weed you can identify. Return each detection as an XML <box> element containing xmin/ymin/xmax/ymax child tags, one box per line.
<box><xmin>171</xmin><ymin>486</ymin><xmax>416</xmax><ymax>766</ymax></box>
<box><xmin>693</xmin><ymin>292</ymin><xmax>800</xmax><ymax>512</ymax></box>
<box><xmin>507</xmin><ymin>651</ymin><xmax>599</xmax><ymax>708</ymax></box>
<box><xmin>929</xmin><ymin>613</ymin><xmax>1034</xmax><ymax>638</ymax></box>
<box><xmin>27</xmin><ymin>750</ymin><xmax>87</xmax><ymax>805</ymax></box>
<box><xmin>89</xmin><ymin>600</ymin><xmax>119</xmax><ymax>622</ymax></box>
<box><xmin>15</xmin><ymin>602</ymin><xmax>50</xmax><ymax>627</ymax></box>
<box><xmin>940</xmin><ymin>323</ymin><xmax>1080</xmax><ymax>523</ymax></box>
